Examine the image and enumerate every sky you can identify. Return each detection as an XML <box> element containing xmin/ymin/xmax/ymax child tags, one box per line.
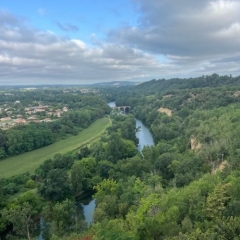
<box><xmin>1</xmin><ymin>0</ymin><xmax>240</xmax><ymax>85</ymax></box>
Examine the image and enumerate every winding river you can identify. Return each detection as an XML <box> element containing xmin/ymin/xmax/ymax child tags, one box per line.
<box><xmin>136</xmin><ymin>119</ymin><xmax>155</xmax><ymax>151</ymax></box>
<box><xmin>75</xmin><ymin>102</ymin><xmax>154</xmax><ymax>227</ymax></box>
<box><xmin>79</xmin><ymin>102</ymin><xmax>154</xmax><ymax>229</ymax></box>
<box><xmin>108</xmin><ymin>102</ymin><xmax>155</xmax><ymax>151</ymax></box>
<box><xmin>2</xmin><ymin>102</ymin><xmax>154</xmax><ymax>240</ymax></box>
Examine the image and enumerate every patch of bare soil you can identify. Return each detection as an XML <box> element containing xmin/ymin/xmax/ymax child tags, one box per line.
<box><xmin>190</xmin><ymin>137</ymin><xmax>202</xmax><ymax>150</ymax></box>
<box><xmin>157</xmin><ymin>107</ymin><xmax>172</xmax><ymax>116</ymax></box>
<box><xmin>211</xmin><ymin>161</ymin><xmax>228</xmax><ymax>175</ymax></box>
<box><xmin>163</xmin><ymin>94</ymin><xmax>173</xmax><ymax>99</ymax></box>
<box><xmin>233</xmin><ymin>91</ymin><xmax>240</xmax><ymax>97</ymax></box>
<box><xmin>187</xmin><ymin>93</ymin><xmax>197</xmax><ymax>102</ymax></box>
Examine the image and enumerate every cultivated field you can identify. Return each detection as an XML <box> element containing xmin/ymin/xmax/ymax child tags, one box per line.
<box><xmin>0</xmin><ymin>118</ymin><xmax>110</xmax><ymax>178</ymax></box>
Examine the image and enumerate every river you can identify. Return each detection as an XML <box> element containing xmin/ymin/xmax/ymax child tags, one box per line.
<box><xmin>136</xmin><ymin>119</ymin><xmax>155</xmax><ymax>151</ymax></box>
<box><xmin>108</xmin><ymin>101</ymin><xmax>155</xmax><ymax>151</ymax></box>
<box><xmin>80</xmin><ymin>102</ymin><xmax>154</xmax><ymax>227</ymax></box>
<box><xmin>3</xmin><ymin>102</ymin><xmax>154</xmax><ymax>240</ymax></box>
<box><xmin>81</xmin><ymin>198</ymin><xmax>96</xmax><ymax>225</ymax></box>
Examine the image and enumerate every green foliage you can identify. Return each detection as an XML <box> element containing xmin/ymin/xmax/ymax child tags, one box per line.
<box><xmin>26</xmin><ymin>179</ymin><xmax>36</xmax><ymax>188</ymax></box>
<box><xmin>94</xmin><ymin>179</ymin><xmax>118</xmax><ymax>201</ymax></box>
<box><xmin>5</xmin><ymin>78</ymin><xmax>240</xmax><ymax>239</ymax></box>
<box><xmin>71</xmin><ymin>162</ymin><xmax>84</xmax><ymax>196</ymax></box>
<box><xmin>42</xmin><ymin>199</ymin><xmax>87</xmax><ymax>238</ymax></box>
<box><xmin>0</xmin><ymin>92</ymin><xmax>110</xmax><ymax>159</ymax></box>
<box><xmin>205</xmin><ymin>183</ymin><xmax>232</xmax><ymax>219</ymax></box>
<box><xmin>38</xmin><ymin>168</ymin><xmax>71</xmax><ymax>201</ymax></box>
<box><xmin>106</xmin><ymin>133</ymin><xmax>125</xmax><ymax>163</ymax></box>
<box><xmin>0</xmin><ymin>178</ymin><xmax>4</xmax><ymax>206</ymax></box>
<box><xmin>0</xmin><ymin>118</ymin><xmax>110</xmax><ymax>178</ymax></box>
<box><xmin>1</xmin><ymin>202</ymin><xmax>38</xmax><ymax>240</ymax></box>
<box><xmin>108</xmin><ymin>114</ymin><xmax>139</xmax><ymax>144</ymax></box>
<box><xmin>93</xmin><ymin>220</ymin><xmax>137</xmax><ymax>240</ymax></box>
<box><xmin>17</xmin><ymin>191</ymin><xmax>43</xmax><ymax>213</ymax></box>
<box><xmin>105</xmin><ymin>133</ymin><xmax>137</xmax><ymax>163</ymax></box>
<box><xmin>4</xmin><ymin>182</ymin><xmax>19</xmax><ymax>194</ymax></box>
<box><xmin>78</xmin><ymin>158</ymin><xmax>97</xmax><ymax>191</ymax></box>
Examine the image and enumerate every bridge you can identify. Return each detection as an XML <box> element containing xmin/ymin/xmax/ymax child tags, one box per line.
<box><xmin>111</xmin><ymin>106</ymin><xmax>131</xmax><ymax>113</ymax></box>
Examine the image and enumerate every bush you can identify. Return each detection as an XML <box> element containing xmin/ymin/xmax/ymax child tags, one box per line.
<box><xmin>26</xmin><ymin>179</ymin><xmax>36</xmax><ymax>188</ymax></box>
<box><xmin>4</xmin><ymin>183</ymin><xmax>19</xmax><ymax>194</ymax></box>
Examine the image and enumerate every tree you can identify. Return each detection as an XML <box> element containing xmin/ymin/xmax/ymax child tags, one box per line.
<box><xmin>26</xmin><ymin>179</ymin><xmax>36</xmax><ymax>188</ymax></box>
<box><xmin>38</xmin><ymin>169</ymin><xmax>71</xmax><ymax>201</ymax></box>
<box><xmin>71</xmin><ymin>162</ymin><xmax>84</xmax><ymax>197</ymax></box>
<box><xmin>0</xmin><ymin>177</ymin><xmax>4</xmax><ymax>206</ymax></box>
<box><xmin>78</xmin><ymin>158</ymin><xmax>97</xmax><ymax>191</ymax></box>
<box><xmin>122</xmin><ymin>140</ymin><xmax>138</xmax><ymax>158</ymax></box>
<box><xmin>42</xmin><ymin>199</ymin><xmax>86</xmax><ymax>238</ymax></box>
<box><xmin>93</xmin><ymin>219</ymin><xmax>137</xmax><ymax>240</ymax></box>
<box><xmin>1</xmin><ymin>202</ymin><xmax>37</xmax><ymax>240</ymax></box>
<box><xmin>94</xmin><ymin>179</ymin><xmax>118</xmax><ymax>203</ymax></box>
<box><xmin>106</xmin><ymin>133</ymin><xmax>125</xmax><ymax>163</ymax></box>
<box><xmin>205</xmin><ymin>183</ymin><xmax>232</xmax><ymax>219</ymax></box>
<box><xmin>0</xmin><ymin>177</ymin><xmax>7</xmax><ymax>232</ymax></box>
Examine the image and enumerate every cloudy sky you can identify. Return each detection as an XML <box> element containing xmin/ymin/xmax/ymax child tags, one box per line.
<box><xmin>1</xmin><ymin>0</ymin><xmax>240</xmax><ymax>85</ymax></box>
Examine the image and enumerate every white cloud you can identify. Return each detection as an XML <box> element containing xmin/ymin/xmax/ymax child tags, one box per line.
<box><xmin>2</xmin><ymin>1</ymin><xmax>240</xmax><ymax>84</ymax></box>
<box><xmin>0</xmin><ymin>10</ymin><xmax>169</xmax><ymax>84</ymax></box>
<box><xmin>104</xmin><ymin>0</ymin><xmax>240</xmax><ymax>78</ymax></box>
<box><xmin>71</xmin><ymin>39</ymin><xmax>86</xmax><ymax>49</ymax></box>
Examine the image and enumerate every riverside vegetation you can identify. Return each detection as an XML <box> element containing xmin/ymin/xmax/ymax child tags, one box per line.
<box><xmin>2</xmin><ymin>74</ymin><xmax>240</xmax><ymax>239</ymax></box>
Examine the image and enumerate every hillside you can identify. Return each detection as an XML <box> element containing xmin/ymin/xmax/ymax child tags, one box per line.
<box><xmin>2</xmin><ymin>77</ymin><xmax>240</xmax><ymax>240</ymax></box>
<box><xmin>136</xmin><ymin>74</ymin><xmax>240</xmax><ymax>94</ymax></box>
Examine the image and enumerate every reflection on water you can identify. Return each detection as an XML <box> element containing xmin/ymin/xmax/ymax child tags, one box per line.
<box><xmin>83</xmin><ymin>199</ymin><xmax>96</xmax><ymax>225</ymax></box>
<box><xmin>76</xmin><ymin>192</ymin><xmax>96</xmax><ymax>226</ymax></box>
<box><xmin>36</xmin><ymin>199</ymin><xmax>95</xmax><ymax>240</ymax></box>
<box><xmin>136</xmin><ymin>119</ymin><xmax>155</xmax><ymax>151</ymax></box>
<box><xmin>108</xmin><ymin>102</ymin><xmax>155</xmax><ymax>151</ymax></box>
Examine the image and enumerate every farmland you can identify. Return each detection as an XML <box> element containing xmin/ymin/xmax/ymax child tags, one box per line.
<box><xmin>0</xmin><ymin>118</ymin><xmax>110</xmax><ymax>178</ymax></box>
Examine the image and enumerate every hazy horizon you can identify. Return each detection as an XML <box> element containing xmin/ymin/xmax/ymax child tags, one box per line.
<box><xmin>1</xmin><ymin>0</ymin><xmax>240</xmax><ymax>85</ymax></box>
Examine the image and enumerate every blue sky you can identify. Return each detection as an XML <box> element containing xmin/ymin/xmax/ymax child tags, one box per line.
<box><xmin>1</xmin><ymin>0</ymin><xmax>138</xmax><ymax>43</ymax></box>
<box><xmin>1</xmin><ymin>0</ymin><xmax>240</xmax><ymax>85</ymax></box>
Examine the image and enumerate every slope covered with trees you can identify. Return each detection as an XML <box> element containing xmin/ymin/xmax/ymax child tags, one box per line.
<box><xmin>3</xmin><ymin>75</ymin><xmax>240</xmax><ymax>239</ymax></box>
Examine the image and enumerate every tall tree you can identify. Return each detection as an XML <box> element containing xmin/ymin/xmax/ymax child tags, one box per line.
<box><xmin>1</xmin><ymin>202</ymin><xmax>37</xmax><ymax>240</ymax></box>
<box><xmin>38</xmin><ymin>168</ymin><xmax>71</xmax><ymax>201</ymax></box>
<box><xmin>71</xmin><ymin>162</ymin><xmax>84</xmax><ymax>197</ymax></box>
<box><xmin>42</xmin><ymin>199</ymin><xmax>86</xmax><ymax>238</ymax></box>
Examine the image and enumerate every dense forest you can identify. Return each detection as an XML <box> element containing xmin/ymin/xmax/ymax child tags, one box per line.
<box><xmin>2</xmin><ymin>74</ymin><xmax>240</xmax><ymax>239</ymax></box>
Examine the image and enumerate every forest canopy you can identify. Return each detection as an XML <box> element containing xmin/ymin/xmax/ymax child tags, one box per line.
<box><xmin>2</xmin><ymin>75</ymin><xmax>240</xmax><ymax>239</ymax></box>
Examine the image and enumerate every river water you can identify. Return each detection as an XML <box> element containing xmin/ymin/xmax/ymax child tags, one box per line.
<box><xmin>108</xmin><ymin>102</ymin><xmax>155</xmax><ymax>151</ymax></box>
<box><xmin>136</xmin><ymin>119</ymin><xmax>155</xmax><ymax>151</ymax></box>
<box><xmin>82</xmin><ymin>199</ymin><xmax>95</xmax><ymax>225</ymax></box>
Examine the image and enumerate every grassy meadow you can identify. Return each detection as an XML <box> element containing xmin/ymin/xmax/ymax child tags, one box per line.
<box><xmin>0</xmin><ymin>118</ymin><xmax>110</xmax><ymax>178</ymax></box>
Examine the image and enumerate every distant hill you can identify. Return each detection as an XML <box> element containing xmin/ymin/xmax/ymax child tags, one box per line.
<box><xmin>0</xmin><ymin>81</ymin><xmax>141</xmax><ymax>89</ymax></box>
<box><xmin>91</xmin><ymin>81</ymin><xmax>140</xmax><ymax>87</ymax></box>
<box><xmin>135</xmin><ymin>74</ymin><xmax>240</xmax><ymax>94</ymax></box>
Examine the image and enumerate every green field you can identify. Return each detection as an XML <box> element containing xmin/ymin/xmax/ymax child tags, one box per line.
<box><xmin>0</xmin><ymin>118</ymin><xmax>110</xmax><ymax>178</ymax></box>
